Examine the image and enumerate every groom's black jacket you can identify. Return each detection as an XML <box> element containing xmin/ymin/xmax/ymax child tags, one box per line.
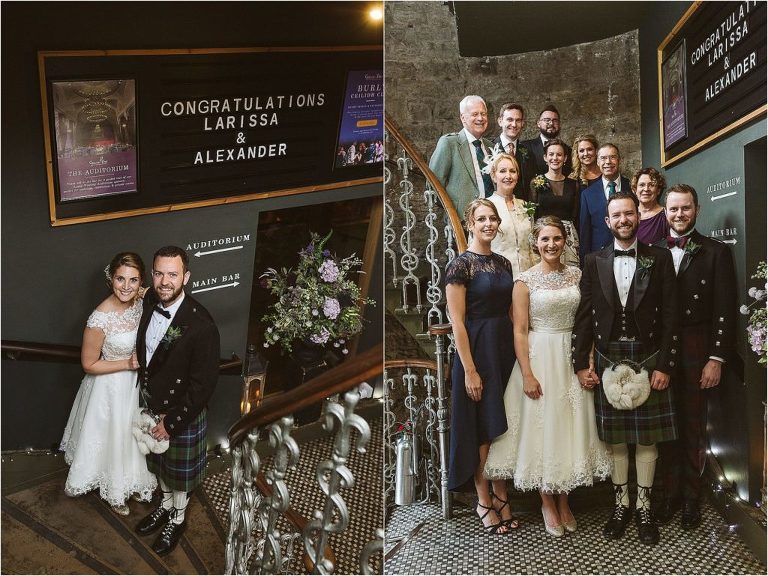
<box><xmin>136</xmin><ymin>289</ymin><xmax>220</xmax><ymax>437</ymax></box>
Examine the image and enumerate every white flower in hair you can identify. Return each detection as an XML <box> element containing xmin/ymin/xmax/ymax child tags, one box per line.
<box><xmin>480</xmin><ymin>143</ymin><xmax>506</xmax><ymax>175</ymax></box>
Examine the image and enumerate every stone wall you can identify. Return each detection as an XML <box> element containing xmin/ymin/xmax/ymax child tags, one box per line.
<box><xmin>386</xmin><ymin>2</ymin><xmax>643</xmax><ymax>178</ymax></box>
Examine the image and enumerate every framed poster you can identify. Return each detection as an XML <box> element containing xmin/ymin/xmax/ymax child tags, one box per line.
<box><xmin>38</xmin><ymin>47</ymin><xmax>383</xmax><ymax>226</ymax></box>
<box><xmin>51</xmin><ymin>79</ymin><xmax>138</xmax><ymax>201</ymax></box>
<box><xmin>657</xmin><ymin>1</ymin><xmax>766</xmax><ymax>167</ymax></box>
<box><xmin>334</xmin><ymin>70</ymin><xmax>383</xmax><ymax>168</ymax></box>
<box><xmin>661</xmin><ymin>41</ymin><xmax>688</xmax><ymax>150</ymax></box>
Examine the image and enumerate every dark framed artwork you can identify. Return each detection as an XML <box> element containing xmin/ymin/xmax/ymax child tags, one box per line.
<box><xmin>50</xmin><ymin>79</ymin><xmax>138</xmax><ymax>202</ymax></box>
<box><xmin>661</xmin><ymin>41</ymin><xmax>688</xmax><ymax>150</ymax></box>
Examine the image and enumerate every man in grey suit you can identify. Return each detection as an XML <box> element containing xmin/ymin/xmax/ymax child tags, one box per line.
<box><xmin>429</xmin><ymin>95</ymin><xmax>494</xmax><ymax>217</ymax></box>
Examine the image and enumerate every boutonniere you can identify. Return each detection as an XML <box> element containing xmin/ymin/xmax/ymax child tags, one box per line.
<box><xmin>531</xmin><ymin>174</ymin><xmax>550</xmax><ymax>194</ymax></box>
<box><xmin>518</xmin><ymin>146</ymin><xmax>529</xmax><ymax>161</ymax></box>
<box><xmin>161</xmin><ymin>325</ymin><xmax>185</xmax><ymax>349</ymax></box>
<box><xmin>684</xmin><ymin>239</ymin><xmax>701</xmax><ymax>256</ymax></box>
<box><xmin>522</xmin><ymin>200</ymin><xmax>538</xmax><ymax>219</ymax></box>
<box><xmin>637</xmin><ymin>256</ymin><xmax>655</xmax><ymax>279</ymax></box>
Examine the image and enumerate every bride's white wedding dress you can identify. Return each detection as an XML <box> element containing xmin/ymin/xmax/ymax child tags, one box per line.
<box><xmin>485</xmin><ymin>266</ymin><xmax>611</xmax><ymax>492</ymax></box>
<box><xmin>60</xmin><ymin>298</ymin><xmax>156</xmax><ymax>506</ymax></box>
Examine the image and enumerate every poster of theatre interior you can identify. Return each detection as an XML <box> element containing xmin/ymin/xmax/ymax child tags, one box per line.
<box><xmin>335</xmin><ymin>70</ymin><xmax>383</xmax><ymax>168</ymax></box>
<box><xmin>52</xmin><ymin>79</ymin><xmax>137</xmax><ymax>201</ymax></box>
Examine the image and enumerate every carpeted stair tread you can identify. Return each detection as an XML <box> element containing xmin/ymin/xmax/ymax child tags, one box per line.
<box><xmin>182</xmin><ymin>492</ymin><xmax>226</xmax><ymax>574</ymax></box>
<box><xmin>1</xmin><ymin>508</ymin><xmax>99</xmax><ymax>574</ymax></box>
<box><xmin>6</xmin><ymin>478</ymin><xmax>156</xmax><ymax>574</ymax></box>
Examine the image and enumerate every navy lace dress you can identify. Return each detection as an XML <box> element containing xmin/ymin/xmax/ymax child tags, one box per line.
<box><xmin>446</xmin><ymin>251</ymin><xmax>516</xmax><ymax>491</ymax></box>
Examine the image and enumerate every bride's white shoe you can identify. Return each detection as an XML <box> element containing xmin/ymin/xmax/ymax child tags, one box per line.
<box><xmin>542</xmin><ymin>506</ymin><xmax>564</xmax><ymax>537</ymax></box>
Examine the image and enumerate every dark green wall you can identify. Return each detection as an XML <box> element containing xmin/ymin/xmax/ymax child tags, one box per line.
<box><xmin>1</xmin><ymin>2</ymin><xmax>383</xmax><ymax>451</ymax></box>
<box><xmin>639</xmin><ymin>2</ymin><xmax>767</xmax><ymax>504</ymax></box>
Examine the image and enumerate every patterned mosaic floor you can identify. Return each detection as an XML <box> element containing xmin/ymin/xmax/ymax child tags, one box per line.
<box><xmin>385</xmin><ymin>500</ymin><xmax>766</xmax><ymax>575</ymax></box>
<box><xmin>203</xmin><ymin>416</ymin><xmax>383</xmax><ymax>574</ymax></box>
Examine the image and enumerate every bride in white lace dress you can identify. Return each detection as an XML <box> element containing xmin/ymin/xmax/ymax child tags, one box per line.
<box><xmin>485</xmin><ymin>216</ymin><xmax>610</xmax><ymax>536</ymax></box>
<box><xmin>60</xmin><ymin>253</ymin><xmax>157</xmax><ymax>514</ymax></box>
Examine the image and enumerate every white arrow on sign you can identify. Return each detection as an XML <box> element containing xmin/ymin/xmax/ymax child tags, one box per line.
<box><xmin>191</xmin><ymin>281</ymin><xmax>240</xmax><ymax>294</ymax></box>
<box><xmin>722</xmin><ymin>239</ymin><xmax>737</xmax><ymax>245</ymax></box>
<box><xmin>711</xmin><ymin>191</ymin><xmax>737</xmax><ymax>201</ymax></box>
<box><xmin>194</xmin><ymin>245</ymin><xmax>243</xmax><ymax>257</ymax></box>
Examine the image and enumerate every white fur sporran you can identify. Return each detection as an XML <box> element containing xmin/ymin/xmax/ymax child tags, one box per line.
<box><xmin>602</xmin><ymin>363</ymin><xmax>651</xmax><ymax>410</ymax></box>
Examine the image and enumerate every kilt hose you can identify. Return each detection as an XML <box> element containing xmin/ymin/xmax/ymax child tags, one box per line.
<box><xmin>594</xmin><ymin>340</ymin><xmax>678</xmax><ymax>445</ymax></box>
<box><xmin>148</xmin><ymin>409</ymin><xmax>207</xmax><ymax>493</ymax></box>
<box><xmin>659</xmin><ymin>326</ymin><xmax>711</xmax><ymax>500</ymax></box>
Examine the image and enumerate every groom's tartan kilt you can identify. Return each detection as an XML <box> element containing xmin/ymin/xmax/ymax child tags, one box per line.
<box><xmin>594</xmin><ymin>341</ymin><xmax>678</xmax><ymax>445</ymax></box>
<box><xmin>148</xmin><ymin>409</ymin><xmax>207</xmax><ymax>492</ymax></box>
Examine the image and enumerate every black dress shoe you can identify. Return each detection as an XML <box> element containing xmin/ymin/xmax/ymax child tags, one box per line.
<box><xmin>635</xmin><ymin>508</ymin><xmax>660</xmax><ymax>546</ymax></box>
<box><xmin>681</xmin><ymin>500</ymin><xmax>702</xmax><ymax>530</ymax></box>
<box><xmin>655</xmin><ymin>497</ymin><xmax>681</xmax><ymax>525</ymax></box>
<box><xmin>603</xmin><ymin>504</ymin><xmax>632</xmax><ymax>540</ymax></box>
<box><xmin>136</xmin><ymin>506</ymin><xmax>171</xmax><ymax>535</ymax></box>
<box><xmin>152</xmin><ymin>520</ymin><xmax>186</xmax><ymax>556</ymax></box>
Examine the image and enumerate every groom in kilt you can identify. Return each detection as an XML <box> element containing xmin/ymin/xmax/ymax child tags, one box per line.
<box><xmin>573</xmin><ymin>192</ymin><xmax>679</xmax><ymax>546</ymax></box>
<box><xmin>135</xmin><ymin>246</ymin><xmax>220</xmax><ymax>555</ymax></box>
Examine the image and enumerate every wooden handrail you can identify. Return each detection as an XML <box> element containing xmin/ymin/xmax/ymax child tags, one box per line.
<box><xmin>385</xmin><ymin>359</ymin><xmax>437</xmax><ymax>371</ymax></box>
<box><xmin>1</xmin><ymin>339</ymin><xmax>241</xmax><ymax>372</ymax></box>
<box><xmin>228</xmin><ymin>343</ymin><xmax>383</xmax><ymax>446</ymax></box>
<box><xmin>385</xmin><ymin>114</ymin><xmax>468</xmax><ymax>254</ymax></box>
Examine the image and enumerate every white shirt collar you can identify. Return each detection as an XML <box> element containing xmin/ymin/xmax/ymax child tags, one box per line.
<box><xmin>499</xmin><ymin>134</ymin><xmax>517</xmax><ymax>149</ymax></box>
<box><xmin>613</xmin><ymin>239</ymin><xmax>638</xmax><ymax>252</ymax></box>
<box><xmin>602</xmin><ymin>175</ymin><xmax>621</xmax><ymax>189</ymax></box>
<box><xmin>669</xmin><ymin>228</ymin><xmax>695</xmax><ymax>238</ymax></box>
<box><xmin>464</xmin><ymin>127</ymin><xmax>482</xmax><ymax>144</ymax></box>
<box><xmin>157</xmin><ymin>291</ymin><xmax>185</xmax><ymax>318</ymax></box>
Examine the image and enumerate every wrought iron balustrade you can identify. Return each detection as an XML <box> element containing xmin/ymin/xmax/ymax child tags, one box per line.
<box><xmin>384</xmin><ymin>116</ymin><xmax>465</xmax><ymax>334</ymax></box>
<box><xmin>225</xmin><ymin>343</ymin><xmax>383</xmax><ymax>575</ymax></box>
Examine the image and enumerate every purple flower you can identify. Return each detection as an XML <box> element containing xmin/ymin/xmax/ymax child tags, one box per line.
<box><xmin>310</xmin><ymin>328</ymin><xmax>330</xmax><ymax>345</ymax></box>
<box><xmin>318</xmin><ymin>259</ymin><xmax>340</xmax><ymax>282</ymax></box>
<box><xmin>323</xmin><ymin>297</ymin><xmax>341</xmax><ymax>319</ymax></box>
<box><xmin>323</xmin><ymin>249</ymin><xmax>331</xmax><ymax>257</ymax></box>
<box><xmin>300</xmin><ymin>243</ymin><xmax>315</xmax><ymax>258</ymax></box>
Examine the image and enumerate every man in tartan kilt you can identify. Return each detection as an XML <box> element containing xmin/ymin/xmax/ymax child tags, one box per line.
<box><xmin>653</xmin><ymin>184</ymin><xmax>737</xmax><ymax>530</ymax></box>
<box><xmin>135</xmin><ymin>246</ymin><xmax>220</xmax><ymax>555</ymax></box>
<box><xmin>573</xmin><ymin>192</ymin><xmax>679</xmax><ymax>546</ymax></box>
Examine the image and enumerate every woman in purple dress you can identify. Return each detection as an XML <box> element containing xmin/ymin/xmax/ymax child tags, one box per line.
<box><xmin>631</xmin><ymin>167</ymin><xmax>669</xmax><ymax>245</ymax></box>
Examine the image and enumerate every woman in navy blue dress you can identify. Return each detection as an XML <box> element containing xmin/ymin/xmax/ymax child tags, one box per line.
<box><xmin>446</xmin><ymin>198</ymin><xmax>517</xmax><ymax>533</ymax></box>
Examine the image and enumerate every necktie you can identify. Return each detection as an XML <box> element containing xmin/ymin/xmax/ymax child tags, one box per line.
<box><xmin>607</xmin><ymin>181</ymin><xmax>617</xmax><ymax>197</ymax></box>
<box><xmin>153</xmin><ymin>305</ymin><xmax>171</xmax><ymax>319</ymax></box>
<box><xmin>666</xmin><ymin>235</ymin><xmax>689</xmax><ymax>249</ymax></box>
<box><xmin>614</xmin><ymin>248</ymin><xmax>636</xmax><ymax>258</ymax></box>
<box><xmin>544</xmin><ymin>140</ymin><xmax>551</xmax><ymax>148</ymax></box>
<box><xmin>472</xmin><ymin>140</ymin><xmax>494</xmax><ymax>196</ymax></box>
<box><xmin>507</xmin><ymin>142</ymin><xmax>515</xmax><ymax>156</ymax></box>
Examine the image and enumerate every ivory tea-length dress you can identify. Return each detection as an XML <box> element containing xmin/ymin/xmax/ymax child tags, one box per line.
<box><xmin>485</xmin><ymin>266</ymin><xmax>611</xmax><ymax>492</ymax></box>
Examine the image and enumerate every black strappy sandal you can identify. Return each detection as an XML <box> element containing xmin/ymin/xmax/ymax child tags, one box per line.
<box><xmin>492</xmin><ymin>493</ymin><xmax>520</xmax><ymax>529</ymax></box>
<box><xmin>476</xmin><ymin>501</ymin><xmax>506</xmax><ymax>534</ymax></box>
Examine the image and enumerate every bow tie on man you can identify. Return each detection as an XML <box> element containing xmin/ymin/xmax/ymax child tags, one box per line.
<box><xmin>666</xmin><ymin>235</ymin><xmax>689</xmax><ymax>249</ymax></box>
<box><xmin>614</xmin><ymin>248</ymin><xmax>636</xmax><ymax>258</ymax></box>
<box><xmin>153</xmin><ymin>306</ymin><xmax>171</xmax><ymax>319</ymax></box>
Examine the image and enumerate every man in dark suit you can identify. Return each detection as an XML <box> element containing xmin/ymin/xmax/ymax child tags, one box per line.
<box><xmin>578</xmin><ymin>143</ymin><xmax>631</xmax><ymax>264</ymax></box>
<box><xmin>429</xmin><ymin>95</ymin><xmax>495</xmax><ymax>217</ymax></box>
<box><xmin>135</xmin><ymin>246</ymin><xmax>220</xmax><ymax>555</ymax></box>
<box><xmin>573</xmin><ymin>192</ymin><xmax>679</xmax><ymax>546</ymax></box>
<box><xmin>491</xmin><ymin>102</ymin><xmax>536</xmax><ymax>200</ymax></box>
<box><xmin>654</xmin><ymin>184</ymin><xmax>737</xmax><ymax>529</ymax></box>
<box><xmin>521</xmin><ymin>104</ymin><xmax>572</xmax><ymax>177</ymax></box>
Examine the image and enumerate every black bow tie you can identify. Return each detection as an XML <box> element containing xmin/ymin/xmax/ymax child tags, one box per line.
<box><xmin>666</xmin><ymin>235</ymin><xmax>689</xmax><ymax>249</ymax></box>
<box><xmin>614</xmin><ymin>248</ymin><xmax>636</xmax><ymax>258</ymax></box>
<box><xmin>153</xmin><ymin>305</ymin><xmax>171</xmax><ymax>319</ymax></box>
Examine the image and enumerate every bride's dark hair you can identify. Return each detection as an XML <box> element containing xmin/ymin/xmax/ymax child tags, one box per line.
<box><xmin>107</xmin><ymin>252</ymin><xmax>145</xmax><ymax>285</ymax></box>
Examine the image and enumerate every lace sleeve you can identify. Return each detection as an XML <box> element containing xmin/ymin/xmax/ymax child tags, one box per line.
<box><xmin>445</xmin><ymin>254</ymin><xmax>469</xmax><ymax>285</ymax></box>
<box><xmin>495</xmin><ymin>253</ymin><xmax>514</xmax><ymax>279</ymax></box>
<box><xmin>86</xmin><ymin>309</ymin><xmax>108</xmax><ymax>333</ymax></box>
<box><xmin>566</xmin><ymin>265</ymin><xmax>581</xmax><ymax>286</ymax></box>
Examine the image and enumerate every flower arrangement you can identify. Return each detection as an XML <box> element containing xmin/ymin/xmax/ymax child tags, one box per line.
<box><xmin>522</xmin><ymin>200</ymin><xmax>538</xmax><ymax>219</ymax></box>
<box><xmin>260</xmin><ymin>230</ymin><xmax>375</xmax><ymax>355</ymax></box>
<box><xmin>161</xmin><ymin>326</ymin><xmax>184</xmax><ymax>349</ymax></box>
<box><xmin>740</xmin><ymin>261</ymin><xmax>767</xmax><ymax>365</ymax></box>
<box><xmin>684</xmin><ymin>239</ymin><xmax>701</xmax><ymax>256</ymax></box>
<box><xmin>636</xmin><ymin>255</ymin><xmax>655</xmax><ymax>280</ymax></box>
<box><xmin>531</xmin><ymin>174</ymin><xmax>549</xmax><ymax>195</ymax></box>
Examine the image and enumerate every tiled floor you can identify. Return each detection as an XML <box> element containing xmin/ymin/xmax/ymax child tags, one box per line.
<box><xmin>385</xmin><ymin>500</ymin><xmax>766</xmax><ymax>575</ymax></box>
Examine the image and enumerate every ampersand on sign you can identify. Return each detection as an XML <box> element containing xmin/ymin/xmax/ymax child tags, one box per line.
<box><xmin>236</xmin><ymin>132</ymin><xmax>246</xmax><ymax>144</ymax></box>
<box><xmin>724</xmin><ymin>56</ymin><xmax>730</xmax><ymax>69</ymax></box>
